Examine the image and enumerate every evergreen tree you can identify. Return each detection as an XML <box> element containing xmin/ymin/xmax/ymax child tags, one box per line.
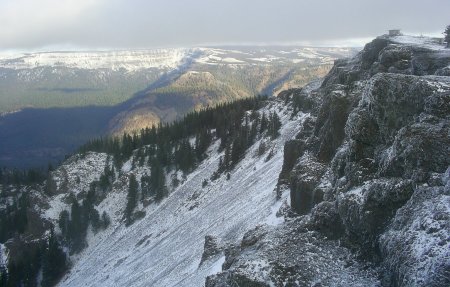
<box><xmin>58</xmin><ymin>210</ymin><xmax>70</xmax><ymax>240</ymax></box>
<box><xmin>125</xmin><ymin>174</ymin><xmax>138</xmax><ymax>223</ymax></box>
<box><xmin>445</xmin><ymin>25</ymin><xmax>450</xmax><ymax>48</ymax></box>
<box><xmin>268</xmin><ymin>112</ymin><xmax>281</xmax><ymax>139</ymax></box>
<box><xmin>90</xmin><ymin>208</ymin><xmax>101</xmax><ymax>233</ymax></box>
<box><xmin>195</xmin><ymin>129</ymin><xmax>212</xmax><ymax>160</ymax></box>
<box><xmin>260</xmin><ymin>112</ymin><xmax>268</xmax><ymax>134</ymax></box>
<box><xmin>0</xmin><ymin>266</ymin><xmax>7</xmax><ymax>287</ymax></box>
<box><xmin>102</xmin><ymin>211</ymin><xmax>111</xmax><ymax>228</ymax></box>
<box><xmin>249</xmin><ymin>114</ymin><xmax>260</xmax><ymax>144</ymax></box>
<box><xmin>140</xmin><ymin>173</ymin><xmax>154</xmax><ymax>201</ymax></box>
<box><xmin>150</xmin><ymin>160</ymin><xmax>168</xmax><ymax>201</ymax></box>
<box><xmin>176</xmin><ymin>139</ymin><xmax>195</xmax><ymax>173</ymax></box>
<box><xmin>68</xmin><ymin>199</ymin><xmax>87</xmax><ymax>253</ymax></box>
<box><xmin>41</xmin><ymin>228</ymin><xmax>68</xmax><ymax>287</ymax></box>
<box><xmin>222</xmin><ymin>144</ymin><xmax>232</xmax><ymax>172</ymax></box>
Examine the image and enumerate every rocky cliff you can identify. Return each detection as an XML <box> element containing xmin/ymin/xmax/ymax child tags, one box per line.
<box><xmin>207</xmin><ymin>35</ymin><xmax>450</xmax><ymax>286</ymax></box>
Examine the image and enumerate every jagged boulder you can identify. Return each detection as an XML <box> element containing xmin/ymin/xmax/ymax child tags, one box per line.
<box><xmin>241</xmin><ymin>225</ymin><xmax>267</xmax><ymax>248</ymax></box>
<box><xmin>360</xmin><ymin>74</ymin><xmax>430</xmax><ymax>143</ymax></box>
<box><xmin>337</xmin><ymin>178</ymin><xmax>414</xmax><ymax>253</ymax></box>
<box><xmin>379</xmin><ymin>121</ymin><xmax>450</xmax><ymax>180</ymax></box>
<box><xmin>424</xmin><ymin>88</ymin><xmax>450</xmax><ymax>117</ymax></box>
<box><xmin>309</xmin><ymin>201</ymin><xmax>344</xmax><ymax>239</ymax></box>
<box><xmin>361</xmin><ymin>38</ymin><xmax>390</xmax><ymax>68</ymax></box>
<box><xmin>200</xmin><ymin>235</ymin><xmax>223</xmax><ymax>266</ymax></box>
<box><xmin>290</xmin><ymin>153</ymin><xmax>327</xmax><ymax>214</ymax></box>
<box><xmin>222</xmin><ymin>244</ymin><xmax>241</xmax><ymax>271</ymax></box>
<box><xmin>378</xmin><ymin>45</ymin><xmax>413</xmax><ymax>74</ymax></box>
<box><xmin>206</xmin><ymin>220</ymin><xmax>380</xmax><ymax>287</ymax></box>
<box><xmin>344</xmin><ymin>74</ymin><xmax>450</xmax><ymax>183</ymax></box>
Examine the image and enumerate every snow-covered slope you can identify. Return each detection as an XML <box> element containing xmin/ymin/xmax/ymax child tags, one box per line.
<box><xmin>49</xmin><ymin>100</ymin><xmax>304</xmax><ymax>287</ymax></box>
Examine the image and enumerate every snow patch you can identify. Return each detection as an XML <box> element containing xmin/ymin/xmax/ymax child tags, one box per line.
<box><xmin>208</xmin><ymin>255</ymin><xmax>225</xmax><ymax>276</ymax></box>
<box><xmin>0</xmin><ymin>243</ymin><xmax>8</xmax><ymax>271</ymax></box>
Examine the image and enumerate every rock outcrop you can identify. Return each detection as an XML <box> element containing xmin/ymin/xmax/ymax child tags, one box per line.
<box><xmin>209</xmin><ymin>35</ymin><xmax>450</xmax><ymax>286</ymax></box>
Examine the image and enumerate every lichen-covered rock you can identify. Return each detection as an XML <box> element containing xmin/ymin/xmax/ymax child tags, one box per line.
<box><xmin>222</xmin><ymin>244</ymin><xmax>241</xmax><ymax>271</ymax></box>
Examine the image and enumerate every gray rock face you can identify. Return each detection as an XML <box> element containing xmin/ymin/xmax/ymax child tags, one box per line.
<box><xmin>337</xmin><ymin>178</ymin><xmax>414</xmax><ymax>251</ymax></box>
<box><xmin>214</xmin><ymin>36</ymin><xmax>450</xmax><ymax>287</ymax></box>
<box><xmin>278</xmin><ymin>139</ymin><xmax>304</xmax><ymax>183</ymax></box>
<box><xmin>297</xmin><ymin>36</ymin><xmax>450</xmax><ymax>286</ymax></box>
<box><xmin>379</xmin><ymin>180</ymin><xmax>450</xmax><ymax>287</ymax></box>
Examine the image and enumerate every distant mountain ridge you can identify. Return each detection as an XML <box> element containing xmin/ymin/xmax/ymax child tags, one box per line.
<box><xmin>0</xmin><ymin>49</ymin><xmax>191</xmax><ymax>71</ymax></box>
<box><xmin>0</xmin><ymin>46</ymin><xmax>357</xmax><ymax>168</ymax></box>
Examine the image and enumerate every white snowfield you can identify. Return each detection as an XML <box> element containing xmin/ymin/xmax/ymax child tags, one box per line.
<box><xmin>390</xmin><ymin>35</ymin><xmax>447</xmax><ymax>51</ymax></box>
<box><xmin>54</xmin><ymin>100</ymin><xmax>306</xmax><ymax>287</ymax></box>
<box><xmin>0</xmin><ymin>49</ymin><xmax>191</xmax><ymax>71</ymax></box>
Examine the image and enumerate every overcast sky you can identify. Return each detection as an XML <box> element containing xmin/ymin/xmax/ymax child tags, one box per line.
<box><xmin>1</xmin><ymin>0</ymin><xmax>449</xmax><ymax>51</ymax></box>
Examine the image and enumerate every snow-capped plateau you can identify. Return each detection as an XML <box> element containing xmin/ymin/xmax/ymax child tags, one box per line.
<box><xmin>0</xmin><ymin>46</ymin><xmax>357</xmax><ymax>72</ymax></box>
<box><xmin>195</xmin><ymin>46</ymin><xmax>356</xmax><ymax>66</ymax></box>
<box><xmin>0</xmin><ymin>49</ymin><xmax>193</xmax><ymax>71</ymax></box>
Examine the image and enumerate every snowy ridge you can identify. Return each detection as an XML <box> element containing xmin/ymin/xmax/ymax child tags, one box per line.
<box><xmin>0</xmin><ymin>46</ymin><xmax>356</xmax><ymax>71</ymax></box>
<box><xmin>0</xmin><ymin>49</ymin><xmax>193</xmax><ymax>71</ymax></box>
<box><xmin>49</xmin><ymin>99</ymin><xmax>306</xmax><ymax>287</ymax></box>
<box><xmin>390</xmin><ymin>35</ymin><xmax>447</xmax><ymax>51</ymax></box>
<box><xmin>196</xmin><ymin>47</ymin><xmax>356</xmax><ymax>66</ymax></box>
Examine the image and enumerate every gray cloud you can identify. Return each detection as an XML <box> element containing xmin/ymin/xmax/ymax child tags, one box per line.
<box><xmin>1</xmin><ymin>0</ymin><xmax>449</xmax><ymax>51</ymax></box>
